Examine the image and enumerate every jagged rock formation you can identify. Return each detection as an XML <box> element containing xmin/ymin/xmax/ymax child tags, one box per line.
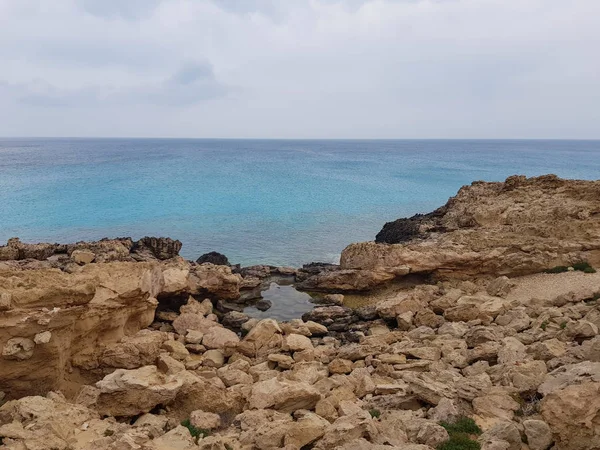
<box><xmin>0</xmin><ymin>236</ymin><xmax>182</xmax><ymax>263</ymax></box>
<box><xmin>197</xmin><ymin>251</ymin><xmax>230</xmax><ymax>266</ymax></box>
<box><xmin>331</xmin><ymin>175</ymin><xmax>600</xmax><ymax>290</ymax></box>
<box><xmin>0</xmin><ymin>256</ymin><xmax>241</xmax><ymax>399</ymax></box>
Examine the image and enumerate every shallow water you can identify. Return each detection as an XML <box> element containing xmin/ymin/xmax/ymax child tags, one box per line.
<box><xmin>1</xmin><ymin>138</ymin><xmax>599</xmax><ymax>266</ymax></box>
<box><xmin>243</xmin><ymin>282</ymin><xmax>317</xmax><ymax>321</ymax></box>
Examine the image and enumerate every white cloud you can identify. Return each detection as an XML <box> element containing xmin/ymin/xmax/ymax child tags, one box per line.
<box><xmin>0</xmin><ymin>0</ymin><xmax>598</xmax><ymax>138</ymax></box>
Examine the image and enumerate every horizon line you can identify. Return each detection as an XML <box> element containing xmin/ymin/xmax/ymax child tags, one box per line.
<box><xmin>1</xmin><ymin>136</ymin><xmax>600</xmax><ymax>141</ymax></box>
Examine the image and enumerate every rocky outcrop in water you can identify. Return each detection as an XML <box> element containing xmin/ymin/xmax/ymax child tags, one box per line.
<box><xmin>197</xmin><ymin>251</ymin><xmax>230</xmax><ymax>266</ymax></box>
<box><xmin>0</xmin><ymin>236</ymin><xmax>182</xmax><ymax>263</ymax></box>
<box><xmin>333</xmin><ymin>175</ymin><xmax>600</xmax><ymax>290</ymax></box>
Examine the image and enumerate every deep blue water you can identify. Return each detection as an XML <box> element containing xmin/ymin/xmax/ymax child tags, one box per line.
<box><xmin>1</xmin><ymin>138</ymin><xmax>599</xmax><ymax>266</ymax></box>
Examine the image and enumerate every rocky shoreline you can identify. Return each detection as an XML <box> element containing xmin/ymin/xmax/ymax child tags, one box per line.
<box><xmin>0</xmin><ymin>174</ymin><xmax>599</xmax><ymax>450</ymax></box>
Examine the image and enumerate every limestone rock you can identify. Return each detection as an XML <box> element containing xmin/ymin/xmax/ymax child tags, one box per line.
<box><xmin>190</xmin><ymin>410</ymin><xmax>221</xmax><ymax>430</ymax></box>
<box><xmin>237</xmin><ymin>319</ymin><xmax>283</xmax><ymax>358</ymax></box>
<box><xmin>202</xmin><ymin>326</ymin><xmax>240</xmax><ymax>350</ymax></box>
<box><xmin>340</xmin><ymin>176</ymin><xmax>600</xmax><ymax>287</ymax></box>
<box><xmin>71</xmin><ymin>249</ymin><xmax>96</xmax><ymax>264</ymax></box>
<box><xmin>94</xmin><ymin>365</ymin><xmax>183</xmax><ymax>416</ymax></box>
<box><xmin>2</xmin><ymin>338</ymin><xmax>35</xmax><ymax>361</ymax></box>
<box><xmin>249</xmin><ymin>377</ymin><xmax>321</xmax><ymax>413</ymax></box>
<box><xmin>541</xmin><ymin>382</ymin><xmax>600</xmax><ymax>450</ymax></box>
<box><xmin>523</xmin><ymin>419</ymin><xmax>553</xmax><ymax>450</ymax></box>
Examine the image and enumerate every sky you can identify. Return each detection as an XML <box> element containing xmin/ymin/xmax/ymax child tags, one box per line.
<box><xmin>0</xmin><ymin>0</ymin><xmax>599</xmax><ymax>139</ymax></box>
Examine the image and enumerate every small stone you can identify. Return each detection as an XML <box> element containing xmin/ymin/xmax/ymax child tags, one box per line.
<box><xmin>185</xmin><ymin>330</ymin><xmax>204</xmax><ymax>344</ymax></box>
<box><xmin>203</xmin><ymin>349</ymin><xmax>225</xmax><ymax>368</ymax></box>
<box><xmin>162</xmin><ymin>340</ymin><xmax>190</xmax><ymax>360</ymax></box>
<box><xmin>0</xmin><ymin>293</ymin><xmax>12</xmax><ymax>311</ymax></box>
<box><xmin>190</xmin><ymin>410</ymin><xmax>221</xmax><ymax>430</ymax></box>
<box><xmin>2</xmin><ymin>337</ymin><xmax>35</xmax><ymax>360</ymax></box>
<box><xmin>33</xmin><ymin>331</ymin><xmax>51</xmax><ymax>344</ymax></box>
<box><xmin>284</xmin><ymin>333</ymin><xmax>313</xmax><ymax>352</ymax></box>
<box><xmin>71</xmin><ymin>249</ymin><xmax>95</xmax><ymax>264</ymax></box>
<box><xmin>268</xmin><ymin>353</ymin><xmax>295</xmax><ymax>369</ymax></box>
<box><xmin>523</xmin><ymin>419</ymin><xmax>553</xmax><ymax>450</ymax></box>
<box><xmin>329</xmin><ymin>358</ymin><xmax>354</xmax><ymax>374</ymax></box>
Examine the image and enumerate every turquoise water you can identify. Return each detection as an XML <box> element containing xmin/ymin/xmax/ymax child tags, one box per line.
<box><xmin>1</xmin><ymin>138</ymin><xmax>599</xmax><ymax>266</ymax></box>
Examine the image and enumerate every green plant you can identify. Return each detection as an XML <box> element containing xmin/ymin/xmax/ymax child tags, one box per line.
<box><xmin>438</xmin><ymin>418</ymin><xmax>482</xmax><ymax>450</ymax></box>
<box><xmin>369</xmin><ymin>408</ymin><xmax>381</xmax><ymax>419</ymax></box>
<box><xmin>560</xmin><ymin>321</ymin><xmax>567</xmax><ymax>329</ymax></box>
<box><xmin>181</xmin><ymin>419</ymin><xmax>210</xmax><ymax>440</ymax></box>
<box><xmin>572</xmin><ymin>262</ymin><xmax>596</xmax><ymax>273</ymax></box>
<box><xmin>540</xmin><ymin>320</ymin><xmax>549</xmax><ymax>331</ymax></box>
<box><xmin>440</xmin><ymin>417</ymin><xmax>482</xmax><ymax>435</ymax></box>
<box><xmin>437</xmin><ymin>433</ymin><xmax>481</xmax><ymax>450</ymax></box>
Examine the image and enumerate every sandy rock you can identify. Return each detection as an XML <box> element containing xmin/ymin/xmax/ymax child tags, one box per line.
<box><xmin>497</xmin><ymin>337</ymin><xmax>528</xmax><ymax>364</ymax></box>
<box><xmin>100</xmin><ymin>329</ymin><xmax>169</xmax><ymax>369</ymax></box>
<box><xmin>33</xmin><ymin>331</ymin><xmax>51</xmax><ymax>344</ymax></box>
<box><xmin>157</xmin><ymin>354</ymin><xmax>186</xmax><ymax>375</ymax></box>
<box><xmin>94</xmin><ymin>365</ymin><xmax>183</xmax><ymax>416</ymax></box>
<box><xmin>401</xmin><ymin>371</ymin><xmax>457</xmax><ymax>405</ymax></box>
<box><xmin>202</xmin><ymin>349</ymin><xmax>225</xmax><ymax>368</ymax></box>
<box><xmin>268</xmin><ymin>353</ymin><xmax>295</xmax><ymax>369</ymax></box>
<box><xmin>297</xmin><ymin>268</ymin><xmax>399</xmax><ymax>292</ymax></box>
<box><xmin>527</xmin><ymin>338</ymin><xmax>566</xmax><ymax>361</ymax></box>
<box><xmin>487</xmin><ymin>276</ymin><xmax>515</xmax><ymax>297</ymax></box>
<box><xmin>427</xmin><ymin>397</ymin><xmax>461</xmax><ymax>422</ymax></box>
<box><xmin>541</xmin><ymin>382</ymin><xmax>600</xmax><ymax>450</ymax></box>
<box><xmin>152</xmin><ymin>424</ymin><xmax>198</xmax><ymax>450</ymax></box>
<box><xmin>313</xmin><ymin>411</ymin><xmax>379</xmax><ymax>450</ymax></box>
<box><xmin>283</xmin><ymin>333</ymin><xmax>313</xmax><ymax>352</ymax></box>
<box><xmin>71</xmin><ymin>249</ymin><xmax>96</xmax><ymax>264</ymax></box>
<box><xmin>523</xmin><ymin>419</ymin><xmax>553</xmax><ymax>450</ymax></box>
<box><xmin>284</xmin><ymin>411</ymin><xmax>330</xmax><ymax>448</ymax></box>
<box><xmin>185</xmin><ymin>330</ymin><xmax>204</xmax><ymax>344</ymax></box>
<box><xmin>249</xmin><ymin>377</ymin><xmax>321</xmax><ymax>412</ymax></box>
<box><xmin>479</xmin><ymin>421</ymin><xmax>522</xmax><ymax>450</ymax></box>
<box><xmin>217</xmin><ymin>365</ymin><xmax>253</xmax><ymax>386</ymax></box>
<box><xmin>2</xmin><ymin>338</ymin><xmax>35</xmax><ymax>361</ymax></box>
<box><xmin>162</xmin><ymin>339</ymin><xmax>190</xmax><ymax>361</ymax></box>
<box><xmin>538</xmin><ymin>361</ymin><xmax>600</xmax><ymax>395</ymax></box>
<box><xmin>329</xmin><ymin>358</ymin><xmax>354</xmax><ymax>374</ymax></box>
<box><xmin>172</xmin><ymin>313</ymin><xmax>221</xmax><ymax>335</ymax></box>
<box><xmin>237</xmin><ymin>319</ymin><xmax>283</xmax><ymax>358</ymax></box>
<box><xmin>202</xmin><ymin>327</ymin><xmax>240</xmax><ymax>350</ymax></box>
<box><xmin>341</xmin><ymin>176</ymin><xmax>600</xmax><ymax>287</ymax></box>
<box><xmin>0</xmin><ymin>292</ymin><xmax>11</xmax><ymax>311</ymax></box>
<box><xmin>190</xmin><ymin>410</ymin><xmax>221</xmax><ymax>430</ymax></box>
<box><xmin>473</xmin><ymin>392</ymin><xmax>520</xmax><ymax>422</ymax></box>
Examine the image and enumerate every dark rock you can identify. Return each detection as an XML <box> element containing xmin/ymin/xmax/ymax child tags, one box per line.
<box><xmin>133</xmin><ymin>236</ymin><xmax>182</xmax><ymax>260</ymax></box>
<box><xmin>222</xmin><ymin>311</ymin><xmax>250</xmax><ymax>329</ymax></box>
<box><xmin>374</xmin><ymin>207</ymin><xmax>447</xmax><ymax>244</ymax></box>
<box><xmin>197</xmin><ymin>251</ymin><xmax>230</xmax><ymax>266</ymax></box>
<box><xmin>254</xmin><ymin>299</ymin><xmax>272</xmax><ymax>311</ymax></box>
<box><xmin>302</xmin><ymin>306</ymin><xmax>357</xmax><ymax>331</ymax></box>
<box><xmin>355</xmin><ymin>305</ymin><xmax>378</xmax><ymax>321</ymax></box>
<box><xmin>240</xmin><ymin>265</ymin><xmax>271</xmax><ymax>279</ymax></box>
<box><xmin>216</xmin><ymin>300</ymin><xmax>245</xmax><ymax>314</ymax></box>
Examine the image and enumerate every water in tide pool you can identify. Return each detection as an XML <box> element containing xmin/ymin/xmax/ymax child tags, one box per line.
<box><xmin>1</xmin><ymin>138</ymin><xmax>600</xmax><ymax>267</ymax></box>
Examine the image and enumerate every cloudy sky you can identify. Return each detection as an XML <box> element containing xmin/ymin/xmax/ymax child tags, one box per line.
<box><xmin>1</xmin><ymin>0</ymin><xmax>599</xmax><ymax>138</ymax></box>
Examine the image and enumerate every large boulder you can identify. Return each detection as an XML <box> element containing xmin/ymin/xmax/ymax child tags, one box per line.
<box><xmin>249</xmin><ymin>377</ymin><xmax>321</xmax><ymax>412</ymax></box>
<box><xmin>94</xmin><ymin>365</ymin><xmax>183</xmax><ymax>416</ymax></box>
<box><xmin>540</xmin><ymin>382</ymin><xmax>600</xmax><ymax>450</ymax></box>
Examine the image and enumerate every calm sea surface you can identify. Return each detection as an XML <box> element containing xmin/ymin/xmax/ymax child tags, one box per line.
<box><xmin>1</xmin><ymin>139</ymin><xmax>599</xmax><ymax>267</ymax></box>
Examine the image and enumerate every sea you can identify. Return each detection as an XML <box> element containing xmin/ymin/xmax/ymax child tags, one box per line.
<box><xmin>1</xmin><ymin>138</ymin><xmax>599</xmax><ymax>267</ymax></box>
